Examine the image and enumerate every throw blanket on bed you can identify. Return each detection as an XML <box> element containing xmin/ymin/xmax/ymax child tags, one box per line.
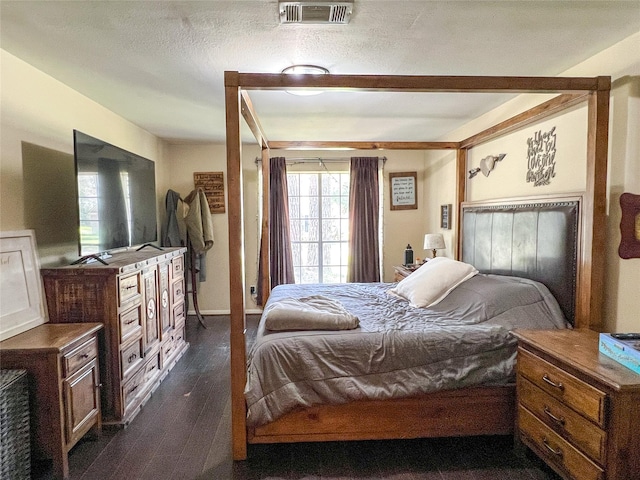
<box><xmin>245</xmin><ymin>274</ymin><xmax>569</xmax><ymax>428</ymax></box>
<box><xmin>263</xmin><ymin>295</ymin><xmax>359</xmax><ymax>331</ymax></box>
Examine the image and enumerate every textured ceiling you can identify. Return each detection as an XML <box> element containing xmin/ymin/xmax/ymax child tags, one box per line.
<box><xmin>1</xmin><ymin>1</ymin><xmax>639</xmax><ymax>144</ymax></box>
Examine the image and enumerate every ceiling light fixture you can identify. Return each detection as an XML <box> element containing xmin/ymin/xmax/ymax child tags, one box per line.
<box><xmin>281</xmin><ymin>64</ymin><xmax>329</xmax><ymax>96</ymax></box>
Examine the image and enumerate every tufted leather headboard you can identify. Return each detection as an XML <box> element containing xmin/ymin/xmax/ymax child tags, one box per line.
<box><xmin>461</xmin><ymin>199</ymin><xmax>580</xmax><ymax>325</ymax></box>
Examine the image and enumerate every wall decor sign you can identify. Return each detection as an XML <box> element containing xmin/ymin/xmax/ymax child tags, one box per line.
<box><xmin>194</xmin><ymin>171</ymin><xmax>226</xmax><ymax>214</ymax></box>
<box><xmin>468</xmin><ymin>153</ymin><xmax>507</xmax><ymax>179</ymax></box>
<box><xmin>389</xmin><ymin>172</ymin><xmax>417</xmax><ymax>210</ymax></box>
<box><xmin>440</xmin><ymin>204</ymin><xmax>452</xmax><ymax>229</ymax></box>
<box><xmin>526</xmin><ymin>126</ymin><xmax>557</xmax><ymax>186</ymax></box>
<box><xmin>618</xmin><ymin>192</ymin><xmax>640</xmax><ymax>259</ymax></box>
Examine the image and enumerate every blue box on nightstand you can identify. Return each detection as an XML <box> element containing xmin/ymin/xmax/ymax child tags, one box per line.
<box><xmin>599</xmin><ymin>333</ymin><xmax>640</xmax><ymax>374</ymax></box>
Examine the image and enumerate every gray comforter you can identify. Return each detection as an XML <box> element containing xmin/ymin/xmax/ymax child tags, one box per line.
<box><xmin>245</xmin><ymin>274</ymin><xmax>568</xmax><ymax>427</ymax></box>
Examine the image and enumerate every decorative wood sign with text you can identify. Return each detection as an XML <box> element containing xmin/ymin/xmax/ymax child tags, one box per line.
<box><xmin>194</xmin><ymin>171</ymin><xmax>225</xmax><ymax>214</ymax></box>
<box><xmin>526</xmin><ymin>126</ymin><xmax>556</xmax><ymax>187</ymax></box>
<box><xmin>389</xmin><ymin>172</ymin><xmax>417</xmax><ymax>210</ymax></box>
<box><xmin>619</xmin><ymin>192</ymin><xmax>640</xmax><ymax>259</ymax></box>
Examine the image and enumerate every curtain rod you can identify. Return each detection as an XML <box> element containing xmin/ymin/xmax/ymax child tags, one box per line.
<box><xmin>255</xmin><ymin>156</ymin><xmax>387</xmax><ymax>164</ymax></box>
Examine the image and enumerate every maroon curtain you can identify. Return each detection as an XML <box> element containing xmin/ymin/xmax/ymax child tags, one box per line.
<box><xmin>257</xmin><ymin>157</ymin><xmax>295</xmax><ymax>305</ymax></box>
<box><xmin>347</xmin><ymin>157</ymin><xmax>381</xmax><ymax>283</ymax></box>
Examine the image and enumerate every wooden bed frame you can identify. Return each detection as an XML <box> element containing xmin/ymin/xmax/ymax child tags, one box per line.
<box><xmin>224</xmin><ymin>73</ymin><xmax>610</xmax><ymax>460</ymax></box>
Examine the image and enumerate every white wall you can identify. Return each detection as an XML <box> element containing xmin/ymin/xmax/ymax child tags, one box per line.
<box><xmin>466</xmin><ymin>105</ymin><xmax>588</xmax><ymax>201</ymax></box>
<box><xmin>3</xmin><ymin>30</ymin><xmax>637</xmax><ymax>328</ymax></box>
<box><xmin>424</xmin><ymin>31</ymin><xmax>640</xmax><ymax>332</ymax></box>
<box><xmin>0</xmin><ymin>50</ymin><xmax>169</xmax><ymax>266</ymax></box>
<box><xmin>163</xmin><ymin>142</ymin><xmax>262</xmax><ymax>313</ymax></box>
<box><xmin>163</xmin><ymin>146</ymin><xmax>430</xmax><ymax>313</ymax></box>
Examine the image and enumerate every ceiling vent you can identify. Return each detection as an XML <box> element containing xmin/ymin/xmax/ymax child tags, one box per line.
<box><xmin>279</xmin><ymin>1</ymin><xmax>353</xmax><ymax>24</ymax></box>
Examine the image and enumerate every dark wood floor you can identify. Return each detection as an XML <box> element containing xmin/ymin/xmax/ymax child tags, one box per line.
<box><xmin>33</xmin><ymin>315</ymin><xmax>561</xmax><ymax>480</ymax></box>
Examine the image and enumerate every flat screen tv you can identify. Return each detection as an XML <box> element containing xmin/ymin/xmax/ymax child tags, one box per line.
<box><xmin>73</xmin><ymin>130</ymin><xmax>157</xmax><ymax>258</ymax></box>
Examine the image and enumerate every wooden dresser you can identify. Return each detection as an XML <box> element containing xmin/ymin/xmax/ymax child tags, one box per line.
<box><xmin>41</xmin><ymin>247</ymin><xmax>188</xmax><ymax>427</ymax></box>
<box><xmin>0</xmin><ymin>322</ymin><xmax>103</xmax><ymax>479</ymax></box>
<box><xmin>513</xmin><ymin>329</ymin><xmax>640</xmax><ymax>480</ymax></box>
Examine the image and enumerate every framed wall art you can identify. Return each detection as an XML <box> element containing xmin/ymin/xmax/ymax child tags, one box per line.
<box><xmin>389</xmin><ymin>172</ymin><xmax>417</xmax><ymax>211</ymax></box>
<box><xmin>618</xmin><ymin>192</ymin><xmax>640</xmax><ymax>259</ymax></box>
<box><xmin>441</xmin><ymin>204</ymin><xmax>452</xmax><ymax>229</ymax></box>
<box><xmin>0</xmin><ymin>230</ymin><xmax>47</xmax><ymax>341</ymax></box>
<box><xmin>194</xmin><ymin>171</ymin><xmax>226</xmax><ymax>214</ymax></box>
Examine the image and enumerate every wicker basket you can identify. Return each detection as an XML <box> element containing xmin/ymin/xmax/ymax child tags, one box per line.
<box><xmin>0</xmin><ymin>370</ymin><xmax>30</xmax><ymax>480</ymax></box>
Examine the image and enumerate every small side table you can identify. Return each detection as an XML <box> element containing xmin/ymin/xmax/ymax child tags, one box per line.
<box><xmin>393</xmin><ymin>264</ymin><xmax>422</xmax><ymax>281</ymax></box>
<box><xmin>0</xmin><ymin>323</ymin><xmax>103</xmax><ymax>479</ymax></box>
<box><xmin>513</xmin><ymin>328</ymin><xmax>640</xmax><ymax>479</ymax></box>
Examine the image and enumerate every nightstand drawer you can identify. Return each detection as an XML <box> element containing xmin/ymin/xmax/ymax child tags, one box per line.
<box><xmin>519</xmin><ymin>406</ymin><xmax>604</xmax><ymax>480</ymax></box>
<box><xmin>64</xmin><ymin>337</ymin><xmax>98</xmax><ymax>376</ymax></box>
<box><xmin>518</xmin><ymin>348</ymin><xmax>606</xmax><ymax>427</ymax></box>
<box><xmin>518</xmin><ymin>376</ymin><xmax>606</xmax><ymax>464</ymax></box>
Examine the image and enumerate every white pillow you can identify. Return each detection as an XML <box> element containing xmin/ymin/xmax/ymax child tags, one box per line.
<box><xmin>390</xmin><ymin>257</ymin><xmax>478</xmax><ymax>308</ymax></box>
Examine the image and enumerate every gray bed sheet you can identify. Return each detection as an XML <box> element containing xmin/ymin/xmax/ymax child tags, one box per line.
<box><xmin>245</xmin><ymin>274</ymin><xmax>568</xmax><ymax>427</ymax></box>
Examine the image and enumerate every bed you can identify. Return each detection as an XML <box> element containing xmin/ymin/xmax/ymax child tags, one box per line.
<box><xmin>224</xmin><ymin>73</ymin><xmax>610</xmax><ymax>459</ymax></box>
<box><xmin>247</xmin><ymin>273</ymin><xmax>568</xmax><ymax>429</ymax></box>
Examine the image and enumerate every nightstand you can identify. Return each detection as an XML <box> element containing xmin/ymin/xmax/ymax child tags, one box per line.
<box><xmin>0</xmin><ymin>322</ymin><xmax>103</xmax><ymax>479</ymax></box>
<box><xmin>393</xmin><ymin>264</ymin><xmax>421</xmax><ymax>281</ymax></box>
<box><xmin>512</xmin><ymin>329</ymin><xmax>640</xmax><ymax>480</ymax></box>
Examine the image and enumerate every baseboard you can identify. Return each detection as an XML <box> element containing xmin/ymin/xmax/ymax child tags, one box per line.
<box><xmin>187</xmin><ymin>309</ymin><xmax>263</xmax><ymax>316</ymax></box>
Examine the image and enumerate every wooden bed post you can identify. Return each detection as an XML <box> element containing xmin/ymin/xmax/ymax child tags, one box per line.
<box><xmin>259</xmin><ymin>147</ymin><xmax>271</xmax><ymax>304</ymax></box>
<box><xmin>455</xmin><ymin>148</ymin><xmax>468</xmax><ymax>260</ymax></box>
<box><xmin>577</xmin><ymin>76</ymin><xmax>610</xmax><ymax>331</ymax></box>
<box><xmin>225</xmin><ymin>71</ymin><xmax>248</xmax><ymax>460</ymax></box>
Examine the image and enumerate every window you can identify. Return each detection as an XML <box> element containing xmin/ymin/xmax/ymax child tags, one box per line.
<box><xmin>77</xmin><ymin>172</ymin><xmax>100</xmax><ymax>254</ymax></box>
<box><xmin>287</xmin><ymin>170</ymin><xmax>350</xmax><ymax>283</ymax></box>
<box><xmin>77</xmin><ymin>171</ymin><xmax>131</xmax><ymax>254</ymax></box>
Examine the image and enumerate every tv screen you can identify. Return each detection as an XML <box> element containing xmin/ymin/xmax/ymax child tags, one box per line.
<box><xmin>73</xmin><ymin>130</ymin><xmax>157</xmax><ymax>256</ymax></box>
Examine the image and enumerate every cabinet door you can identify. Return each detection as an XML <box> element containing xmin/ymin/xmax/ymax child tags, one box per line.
<box><xmin>63</xmin><ymin>358</ymin><xmax>101</xmax><ymax>446</ymax></box>
<box><xmin>158</xmin><ymin>261</ymin><xmax>171</xmax><ymax>335</ymax></box>
<box><xmin>142</xmin><ymin>267</ymin><xmax>160</xmax><ymax>352</ymax></box>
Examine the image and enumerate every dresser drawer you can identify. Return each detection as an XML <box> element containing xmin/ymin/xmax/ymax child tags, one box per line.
<box><xmin>173</xmin><ymin>301</ymin><xmax>186</xmax><ymax>327</ymax></box>
<box><xmin>161</xmin><ymin>336</ymin><xmax>176</xmax><ymax>365</ymax></box>
<box><xmin>120</xmin><ymin>337</ymin><xmax>144</xmax><ymax>379</ymax></box>
<box><xmin>519</xmin><ymin>406</ymin><xmax>604</xmax><ymax>480</ymax></box>
<box><xmin>518</xmin><ymin>348</ymin><xmax>606</xmax><ymax>427</ymax></box>
<box><xmin>64</xmin><ymin>337</ymin><xmax>98</xmax><ymax>376</ymax></box>
<box><xmin>119</xmin><ymin>304</ymin><xmax>143</xmax><ymax>343</ymax></box>
<box><xmin>172</xmin><ymin>277</ymin><xmax>185</xmax><ymax>304</ymax></box>
<box><xmin>142</xmin><ymin>350</ymin><xmax>161</xmax><ymax>386</ymax></box>
<box><xmin>118</xmin><ymin>273</ymin><xmax>140</xmax><ymax>306</ymax></box>
<box><xmin>173</xmin><ymin>325</ymin><xmax>185</xmax><ymax>345</ymax></box>
<box><xmin>122</xmin><ymin>368</ymin><xmax>144</xmax><ymax>414</ymax></box>
<box><xmin>518</xmin><ymin>376</ymin><xmax>606</xmax><ymax>464</ymax></box>
<box><xmin>171</xmin><ymin>255</ymin><xmax>184</xmax><ymax>278</ymax></box>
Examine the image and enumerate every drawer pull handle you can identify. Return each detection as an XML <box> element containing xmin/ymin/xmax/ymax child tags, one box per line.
<box><xmin>124</xmin><ymin>285</ymin><xmax>137</xmax><ymax>290</ymax></box>
<box><xmin>128</xmin><ymin>353</ymin><xmax>138</xmax><ymax>363</ymax></box>
<box><xmin>125</xmin><ymin>318</ymin><xmax>137</xmax><ymax>325</ymax></box>
<box><xmin>542</xmin><ymin>438</ymin><xmax>563</xmax><ymax>457</ymax></box>
<box><xmin>128</xmin><ymin>385</ymin><xmax>138</xmax><ymax>394</ymax></box>
<box><xmin>543</xmin><ymin>406</ymin><xmax>565</xmax><ymax>426</ymax></box>
<box><xmin>80</xmin><ymin>353</ymin><xmax>89</xmax><ymax>359</ymax></box>
<box><xmin>542</xmin><ymin>374</ymin><xmax>564</xmax><ymax>390</ymax></box>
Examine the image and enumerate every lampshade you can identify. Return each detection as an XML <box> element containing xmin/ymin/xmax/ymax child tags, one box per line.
<box><xmin>423</xmin><ymin>233</ymin><xmax>445</xmax><ymax>257</ymax></box>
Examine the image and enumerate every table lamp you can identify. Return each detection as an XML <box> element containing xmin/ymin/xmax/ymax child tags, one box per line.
<box><xmin>424</xmin><ymin>233</ymin><xmax>445</xmax><ymax>258</ymax></box>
